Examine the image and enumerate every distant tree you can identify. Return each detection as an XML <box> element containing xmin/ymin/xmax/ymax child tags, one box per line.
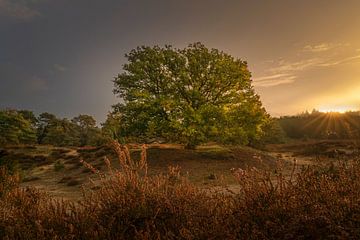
<box><xmin>42</xmin><ymin>118</ymin><xmax>78</xmax><ymax>146</ymax></box>
<box><xmin>36</xmin><ymin>113</ymin><xmax>78</xmax><ymax>146</ymax></box>
<box><xmin>260</xmin><ymin>118</ymin><xmax>286</xmax><ymax>144</ymax></box>
<box><xmin>0</xmin><ymin>110</ymin><xmax>36</xmax><ymax>145</ymax></box>
<box><xmin>279</xmin><ymin>111</ymin><xmax>360</xmax><ymax>140</ymax></box>
<box><xmin>37</xmin><ymin>112</ymin><xmax>57</xmax><ymax>144</ymax></box>
<box><xmin>101</xmin><ymin>112</ymin><xmax>123</xmax><ymax>141</ymax></box>
<box><xmin>113</xmin><ymin>43</ymin><xmax>269</xmax><ymax>148</ymax></box>
<box><xmin>18</xmin><ymin>110</ymin><xmax>38</xmax><ymax>127</ymax></box>
<box><xmin>72</xmin><ymin>114</ymin><xmax>96</xmax><ymax>129</ymax></box>
<box><xmin>72</xmin><ymin>114</ymin><xmax>102</xmax><ymax>146</ymax></box>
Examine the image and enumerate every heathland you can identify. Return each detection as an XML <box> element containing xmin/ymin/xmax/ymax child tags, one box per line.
<box><xmin>2</xmin><ymin>44</ymin><xmax>360</xmax><ymax>239</ymax></box>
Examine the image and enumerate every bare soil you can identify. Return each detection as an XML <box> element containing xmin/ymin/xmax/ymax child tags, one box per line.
<box><xmin>2</xmin><ymin>140</ymin><xmax>355</xmax><ymax>200</ymax></box>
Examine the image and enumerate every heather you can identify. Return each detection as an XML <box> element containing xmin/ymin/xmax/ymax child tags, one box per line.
<box><xmin>1</xmin><ymin>142</ymin><xmax>360</xmax><ymax>239</ymax></box>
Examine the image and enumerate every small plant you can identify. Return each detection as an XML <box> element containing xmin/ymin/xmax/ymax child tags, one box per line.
<box><xmin>2</xmin><ymin>141</ymin><xmax>360</xmax><ymax>239</ymax></box>
<box><xmin>53</xmin><ymin>160</ymin><xmax>65</xmax><ymax>171</ymax></box>
<box><xmin>0</xmin><ymin>149</ymin><xmax>19</xmax><ymax>175</ymax></box>
<box><xmin>207</xmin><ymin>173</ymin><xmax>217</xmax><ymax>180</ymax></box>
<box><xmin>66</xmin><ymin>179</ymin><xmax>81</xmax><ymax>186</ymax></box>
<box><xmin>0</xmin><ymin>167</ymin><xmax>19</xmax><ymax>198</ymax></box>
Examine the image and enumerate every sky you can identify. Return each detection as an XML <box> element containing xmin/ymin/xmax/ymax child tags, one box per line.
<box><xmin>1</xmin><ymin>0</ymin><xmax>360</xmax><ymax>123</ymax></box>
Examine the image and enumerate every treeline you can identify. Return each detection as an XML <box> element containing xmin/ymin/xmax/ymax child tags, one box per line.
<box><xmin>279</xmin><ymin>110</ymin><xmax>360</xmax><ymax>139</ymax></box>
<box><xmin>0</xmin><ymin>109</ymin><xmax>119</xmax><ymax>146</ymax></box>
<box><xmin>0</xmin><ymin>108</ymin><xmax>286</xmax><ymax>147</ymax></box>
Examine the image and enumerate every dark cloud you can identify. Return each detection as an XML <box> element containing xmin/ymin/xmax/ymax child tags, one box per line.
<box><xmin>0</xmin><ymin>0</ymin><xmax>41</xmax><ymax>20</ymax></box>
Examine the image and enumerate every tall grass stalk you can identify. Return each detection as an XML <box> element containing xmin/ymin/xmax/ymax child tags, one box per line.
<box><xmin>1</xmin><ymin>141</ymin><xmax>360</xmax><ymax>239</ymax></box>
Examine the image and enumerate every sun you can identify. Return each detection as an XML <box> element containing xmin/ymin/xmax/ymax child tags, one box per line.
<box><xmin>318</xmin><ymin>106</ymin><xmax>357</xmax><ymax>113</ymax></box>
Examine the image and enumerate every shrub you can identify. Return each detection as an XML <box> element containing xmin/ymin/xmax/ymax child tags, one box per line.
<box><xmin>0</xmin><ymin>167</ymin><xmax>19</xmax><ymax>198</ymax></box>
<box><xmin>0</xmin><ymin>149</ymin><xmax>19</xmax><ymax>174</ymax></box>
<box><xmin>66</xmin><ymin>179</ymin><xmax>81</xmax><ymax>186</ymax></box>
<box><xmin>1</xmin><ymin>141</ymin><xmax>360</xmax><ymax>239</ymax></box>
<box><xmin>53</xmin><ymin>160</ymin><xmax>65</xmax><ymax>171</ymax></box>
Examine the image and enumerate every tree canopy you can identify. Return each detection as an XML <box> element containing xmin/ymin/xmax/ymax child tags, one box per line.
<box><xmin>113</xmin><ymin>43</ymin><xmax>269</xmax><ymax>148</ymax></box>
<box><xmin>37</xmin><ymin>113</ymin><xmax>104</xmax><ymax>147</ymax></box>
<box><xmin>101</xmin><ymin>112</ymin><xmax>123</xmax><ymax>141</ymax></box>
<box><xmin>0</xmin><ymin>110</ymin><xmax>36</xmax><ymax>145</ymax></box>
<box><xmin>279</xmin><ymin>110</ymin><xmax>360</xmax><ymax>139</ymax></box>
<box><xmin>0</xmin><ymin>110</ymin><xmax>106</xmax><ymax>147</ymax></box>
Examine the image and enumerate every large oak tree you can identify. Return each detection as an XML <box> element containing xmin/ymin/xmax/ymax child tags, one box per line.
<box><xmin>113</xmin><ymin>43</ymin><xmax>269</xmax><ymax>148</ymax></box>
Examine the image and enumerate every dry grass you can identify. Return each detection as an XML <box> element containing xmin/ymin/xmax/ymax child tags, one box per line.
<box><xmin>1</xmin><ymin>141</ymin><xmax>360</xmax><ymax>239</ymax></box>
<box><xmin>16</xmin><ymin>143</ymin><xmax>277</xmax><ymax>200</ymax></box>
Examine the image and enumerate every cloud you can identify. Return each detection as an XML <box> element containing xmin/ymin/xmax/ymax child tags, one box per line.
<box><xmin>255</xmin><ymin>43</ymin><xmax>360</xmax><ymax>88</ymax></box>
<box><xmin>316</xmin><ymin>54</ymin><xmax>360</xmax><ymax>67</ymax></box>
<box><xmin>269</xmin><ymin>58</ymin><xmax>323</xmax><ymax>73</ymax></box>
<box><xmin>54</xmin><ymin>64</ymin><xmax>67</xmax><ymax>72</ymax></box>
<box><xmin>253</xmin><ymin>75</ymin><xmax>296</xmax><ymax>87</ymax></box>
<box><xmin>0</xmin><ymin>0</ymin><xmax>42</xmax><ymax>20</ymax></box>
<box><xmin>253</xmin><ymin>58</ymin><xmax>322</xmax><ymax>87</ymax></box>
<box><xmin>253</xmin><ymin>73</ymin><xmax>292</xmax><ymax>82</ymax></box>
<box><xmin>303</xmin><ymin>43</ymin><xmax>347</xmax><ymax>53</ymax></box>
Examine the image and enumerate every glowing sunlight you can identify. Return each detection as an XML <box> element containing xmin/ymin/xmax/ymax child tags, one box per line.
<box><xmin>318</xmin><ymin>106</ymin><xmax>357</xmax><ymax>113</ymax></box>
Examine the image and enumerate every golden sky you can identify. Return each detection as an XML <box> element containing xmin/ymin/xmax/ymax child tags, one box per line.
<box><xmin>1</xmin><ymin>0</ymin><xmax>360</xmax><ymax>120</ymax></box>
<box><xmin>253</xmin><ymin>42</ymin><xmax>360</xmax><ymax>115</ymax></box>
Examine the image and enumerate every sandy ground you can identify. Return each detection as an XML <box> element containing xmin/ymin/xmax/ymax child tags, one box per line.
<box><xmin>11</xmin><ymin>140</ymin><xmax>354</xmax><ymax>200</ymax></box>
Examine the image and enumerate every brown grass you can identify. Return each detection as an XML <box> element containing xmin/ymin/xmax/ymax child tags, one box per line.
<box><xmin>1</xmin><ymin>141</ymin><xmax>360</xmax><ymax>239</ymax></box>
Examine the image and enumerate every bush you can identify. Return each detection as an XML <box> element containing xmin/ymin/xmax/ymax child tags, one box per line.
<box><xmin>53</xmin><ymin>160</ymin><xmax>65</xmax><ymax>171</ymax></box>
<box><xmin>0</xmin><ymin>167</ymin><xmax>19</xmax><ymax>198</ymax></box>
<box><xmin>1</xmin><ymin>141</ymin><xmax>360</xmax><ymax>239</ymax></box>
<box><xmin>0</xmin><ymin>149</ymin><xmax>18</xmax><ymax>174</ymax></box>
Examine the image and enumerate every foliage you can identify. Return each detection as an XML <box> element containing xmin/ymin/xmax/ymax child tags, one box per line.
<box><xmin>259</xmin><ymin>118</ymin><xmax>287</xmax><ymax>145</ymax></box>
<box><xmin>72</xmin><ymin>114</ymin><xmax>104</xmax><ymax>146</ymax></box>
<box><xmin>113</xmin><ymin>42</ymin><xmax>269</xmax><ymax>148</ymax></box>
<box><xmin>0</xmin><ymin>110</ymin><xmax>36</xmax><ymax>145</ymax></box>
<box><xmin>18</xmin><ymin>110</ymin><xmax>38</xmax><ymax>127</ymax></box>
<box><xmin>2</xmin><ymin>142</ymin><xmax>360</xmax><ymax>239</ymax></box>
<box><xmin>101</xmin><ymin>112</ymin><xmax>123</xmax><ymax>141</ymax></box>
<box><xmin>279</xmin><ymin>110</ymin><xmax>360</xmax><ymax>139</ymax></box>
<box><xmin>40</xmin><ymin>117</ymin><xmax>79</xmax><ymax>146</ymax></box>
<box><xmin>36</xmin><ymin>112</ymin><xmax>105</xmax><ymax>147</ymax></box>
<box><xmin>36</xmin><ymin>112</ymin><xmax>58</xmax><ymax>144</ymax></box>
<box><xmin>0</xmin><ymin>109</ymin><xmax>109</xmax><ymax>147</ymax></box>
<box><xmin>0</xmin><ymin>149</ymin><xmax>19</xmax><ymax>175</ymax></box>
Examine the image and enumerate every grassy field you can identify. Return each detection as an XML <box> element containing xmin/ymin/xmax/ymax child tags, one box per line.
<box><xmin>1</xmin><ymin>139</ymin><xmax>356</xmax><ymax>200</ymax></box>
<box><xmin>1</xmin><ymin>143</ymin><xmax>280</xmax><ymax>200</ymax></box>
<box><xmin>2</xmin><ymin>140</ymin><xmax>360</xmax><ymax>239</ymax></box>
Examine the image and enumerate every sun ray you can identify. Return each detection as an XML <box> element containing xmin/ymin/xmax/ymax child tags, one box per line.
<box><xmin>302</xmin><ymin>113</ymin><xmax>326</xmax><ymax>130</ymax></box>
<box><xmin>316</xmin><ymin>113</ymin><xmax>331</xmax><ymax>136</ymax></box>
